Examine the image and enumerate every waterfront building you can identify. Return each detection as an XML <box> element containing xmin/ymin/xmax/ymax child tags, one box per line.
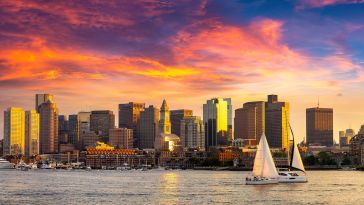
<box><xmin>35</xmin><ymin>94</ymin><xmax>54</xmax><ymax>112</ymax></box>
<box><xmin>58</xmin><ymin>115</ymin><xmax>69</xmax><ymax>144</ymax></box>
<box><xmin>137</xmin><ymin>105</ymin><xmax>159</xmax><ymax>149</ymax></box>
<box><xmin>25</xmin><ymin>110</ymin><xmax>40</xmax><ymax>156</ymax></box>
<box><xmin>81</xmin><ymin>131</ymin><xmax>100</xmax><ymax>149</ymax></box>
<box><xmin>265</xmin><ymin>95</ymin><xmax>290</xmax><ymax>150</ymax></box>
<box><xmin>180</xmin><ymin>116</ymin><xmax>205</xmax><ymax>150</ymax></box>
<box><xmin>306</xmin><ymin>106</ymin><xmax>333</xmax><ymax>147</ymax></box>
<box><xmin>231</xmin><ymin>138</ymin><xmax>245</xmax><ymax>148</ymax></box>
<box><xmin>203</xmin><ymin>98</ymin><xmax>230</xmax><ymax>148</ymax></box>
<box><xmin>170</xmin><ymin>109</ymin><xmax>193</xmax><ymax>137</ymax></box>
<box><xmin>78</xmin><ymin>111</ymin><xmax>91</xmax><ymax>134</ymax></box>
<box><xmin>39</xmin><ymin>99</ymin><xmax>59</xmax><ymax>154</ymax></box>
<box><xmin>234</xmin><ymin>101</ymin><xmax>265</xmax><ymax>144</ymax></box>
<box><xmin>90</xmin><ymin>110</ymin><xmax>115</xmax><ymax>137</ymax></box>
<box><xmin>118</xmin><ymin>102</ymin><xmax>145</xmax><ymax>148</ymax></box>
<box><xmin>68</xmin><ymin>114</ymin><xmax>80</xmax><ymax>147</ymax></box>
<box><xmin>3</xmin><ymin>107</ymin><xmax>25</xmax><ymax>155</ymax></box>
<box><xmin>109</xmin><ymin>128</ymin><xmax>133</xmax><ymax>149</ymax></box>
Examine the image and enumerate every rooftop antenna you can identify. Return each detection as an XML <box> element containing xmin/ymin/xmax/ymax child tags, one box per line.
<box><xmin>317</xmin><ymin>96</ymin><xmax>320</xmax><ymax>108</ymax></box>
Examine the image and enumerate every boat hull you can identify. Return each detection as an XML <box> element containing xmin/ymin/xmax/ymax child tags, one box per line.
<box><xmin>246</xmin><ymin>177</ymin><xmax>279</xmax><ymax>185</ymax></box>
<box><xmin>278</xmin><ymin>171</ymin><xmax>308</xmax><ymax>183</ymax></box>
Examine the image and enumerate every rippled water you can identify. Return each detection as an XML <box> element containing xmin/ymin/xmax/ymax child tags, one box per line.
<box><xmin>1</xmin><ymin>170</ymin><xmax>364</xmax><ymax>204</ymax></box>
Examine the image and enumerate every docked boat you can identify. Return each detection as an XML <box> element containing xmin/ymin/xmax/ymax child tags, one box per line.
<box><xmin>246</xmin><ymin>133</ymin><xmax>279</xmax><ymax>185</ymax></box>
<box><xmin>0</xmin><ymin>158</ymin><xmax>14</xmax><ymax>169</ymax></box>
<box><xmin>278</xmin><ymin>124</ymin><xmax>308</xmax><ymax>183</ymax></box>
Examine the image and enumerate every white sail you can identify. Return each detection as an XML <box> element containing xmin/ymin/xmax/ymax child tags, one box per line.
<box><xmin>291</xmin><ymin>142</ymin><xmax>305</xmax><ymax>172</ymax></box>
<box><xmin>252</xmin><ymin>133</ymin><xmax>278</xmax><ymax>178</ymax></box>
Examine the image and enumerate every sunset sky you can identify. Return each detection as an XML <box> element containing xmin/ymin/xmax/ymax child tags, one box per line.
<box><xmin>1</xmin><ymin>0</ymin><xmax>364</xmax><ymax>142</ymax></box>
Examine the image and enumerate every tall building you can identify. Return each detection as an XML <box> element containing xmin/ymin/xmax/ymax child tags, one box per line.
<box><xmin>224</xmin><ymin>98</ymin><xmax>233</xmax><ymax>141</ymax></box>
<box><xmin>339</xmin><ymin>129</ymin><xmax>355</xmax><ymax>147</ymax></box>
<box><xmin>234</xmin><ymin>101</ymin><xmax>265</xmax><ymax>144</ymax></box>
<box><xmin>109</xmin><ymin>128</ymin><xmax>133</xmax><ymax>149</ymax></box>
<box><xmin>3</xmin><ymin>107</ymin><xmax>25</xmax><ymax>155</ymax></box>
<box><xmin>90</xmin><ymin>110</ymin><xmax>115</xmax><ymax>137</ymax></box>
<box><xmin>170</xmin><ymin>109</ymin><xmax>193</xmax><ymax>137</ymax></box>
<box><xmin>306</xmin><ymin>107</ymin><xmax>333</xmax><ymax>147</ymax></box>
<box><xmin>118</xmin><ymin>102</ymin><xmax>145</xmax><ymax>147</ymax></box>
<box><xmin>265</xmin><ymin>95</ymin><xmax>290</xmax><ymax>150</ymax></box>
<box><xmin>137</xmin><ymin>105</ymin><xmax>159</xmax><ymax>149</ymax></box>
<box><xmin>78</xmin><ymin>111</ymin><xmax>91</xmax><ymax>134</ymax></box>
<box><xmin>68</xmin><ymin>114</ymin><xmax>80</xmax><ymax>147</ymax></box>
<box><xmin>203</xmin><ymin>98</ymin><xmax>230</xmax><ymax>148</ymax></box>
<box><xmin>159</xmin><ymin>100</ymin><xmax>171</xmax><ymax>135</ymax></box>
<box><xmin>180</xmin><ymin>116</ymin><xmax>205</xmax><ymax>149</ymax></box>
<box><xmin>35</xmin><ymin>94</ymin><xmax>54</xmax><ymax>112</ymax></box>
<box><xmin>58</xmin><ymin>115</ymin><xmax>68</xmax><ymax>144</ymax></box>
<box><xmin>25</xmin><ymin>110</ymin><xmax>40</xmax><ymax>156</ymax></box>
<box><xmin>39</xmin><ymin>99</ymin><xmax>59</xmax><ymax>154</ymax></box>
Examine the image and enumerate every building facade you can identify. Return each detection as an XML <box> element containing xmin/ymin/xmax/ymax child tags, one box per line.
<box><xmin>3</xmin><ymin>107</ymin><xmax>25</xmax><ymax>155</ymax></box>
<box><xmin>203</xmin><ymin>98</ymin><xmax>230</xmax><ymax>148</ymax></box>
<box><xmin>265</xmin><ymin>95</ymin><xmax>290</xmax><ymax>150</ymax></box>
<box><xmin>25</xmin><ymin>110</ymin><xmax>40</xmax><ymax>156</ymax></box>
<box><xmin>68</xmin><ymin>114</ymin><xmax>80</xmax><ymax>147</ymax></box>
<box><xmin>234</xmin><ymin>101</ymin><xmax>265</xmax><ymax>144</ymax></box>
<box><xmin>90</xmin><ymin>110</ymin><xmax>115</xmax><ymax>137</ymax></box>
<box><xmin>39</xmin><ymin>99</ymin><xmax>59</xmax><ymax>154</ymax></box>
<box><xmin>58</xmin><ymin>115</ymin><xmax>68</xmax><ymax>144</ymax></box>
<box><xmin>118</xmin><ymin>102</ymin><xmax>145</xmax><ymax>147</ymax></box>
<box><xmin>78</xmin><ymin>111</ymin><xmax>91</xmax><ymax>134</ymax></box>
<box><xmin>306</xmin><ymin>107</ymin><xmax>333</xmax><ymax>147</ymax></box>
<box><xmin>170</xmin><ymin>109</ymin><xmax>193</xmax><ymax>137</ymax></box>
<box><xmin>137</xmin><ymin>105</ymin><xmax>160</xmax><ymax>149</ymax></box>
<box><xmin>109</xmin><ymin>128</ymin><xmax>133</xmax><ymax>149</ymax></box>
<box><xmin>35</xmin><ymin>94</ymin><xmax>54</xmax><ymax>112</ymax></box>
<box><xmin>180</xmin><ymin>116</ymin><xmax>205</xmax><ymax>150</ymax></box>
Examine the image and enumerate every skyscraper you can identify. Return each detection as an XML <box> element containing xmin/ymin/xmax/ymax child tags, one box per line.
<box><xmin>58</xmin><ymin>115</ymin><xmax>68</xmax><ymax>144</ymax></box>
<box><xmin>224</xmin><ymin>98</ymin><xmax>233</xmax><ymax>141</ymax></box>
<box><xmin>170</xmin><ymin>109</ymin><xmax>193</xmax><ymax>137</ymax></box>
<box><xmin>90</xmin><ymin>110</ymin><xmax>115</xmax><ymax>137</ymax></box>
<box><xmin>180</xmin><ymin>116</ymin><xmax>205</xmax><ymax>150</ymax></box>
<box><xmin>234</xmin><ymin>101</ymin><xmax>265</xmax><ymax>144</ymax></box>
<box><xmin>203</xmin><ymin>98</ymin><xmax>230</xmax><ymax>148</ymax></box>
<box><xmin>68</xmin><ymin>114</ymin><xmax>80</xmax><ymax>147</ymax></box>
<box><xmin>265</xmin><ymin>95</ymin><xmax>290</xmax><ymax>150</ymax></box>
<box><xmin>159</xmin><ymin>100</ymin><xmax>171</xmax><ymax>135</ymax></box>
<box><xmin>78</xmin><ymin>111</ymin><xmax>91</xmax><ymax>134</ymax></box>
<box><xmin>39</xmin><ymin>99</ymin><xmax>59</xmax><ymax>154</ymax></box>
<box><xmin>3</xmin><ymin>107</ymin><xmax>25</xmax><ymax>155</ymax></box>
<box><xmin>306</xmin><ymin>107</ymin><xmax>333</xmax><ymax>147</ymax></box>
<box><xmin>35</xmin><ymin>94</ymin><xmax>54</xmax><ymax>112</ymax></box>
<box><xmin>118</xmin><ymin>102</ymin><xmax>145</xmax><ymax>147</ymax></box>
<box><xmin>137</xmin><ymin>105</ymin><xmax>159</xmax><ymax>149</ymax></box>
<box><xmin>25</xmin><ymin>110</ymin><xmax>40</xmax><ymax>156</ymax></box>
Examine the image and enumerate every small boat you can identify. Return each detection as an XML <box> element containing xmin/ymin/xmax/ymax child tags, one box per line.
<box><xmin>278</xmin><ymin>123</ymin><xmax>308</xmax><ymax>183</ymax></box>
<box><xmin>40</xmin><ymin>163</ymin><xmax>54</xmax><ymax>169</ymax></box>
<box><xmin>86</xmin><ymin>166</ymin><xmax>92</xmax><ymax>171</ymax></box>
<box><xmin>246</xmin><ymin>133</ymin><xmax>279</xmax><ymax>185</ymax></box>
<box><xmin>0</xmin><ymin>158</ymin><xmax>14</xmax><ymax>169</ymax></box>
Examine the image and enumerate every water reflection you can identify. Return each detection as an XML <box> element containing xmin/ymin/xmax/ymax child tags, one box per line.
<box><xmin>158</xmin><ymin>172</ymin><xmax>179</xmax><ymax>204</ymax></box>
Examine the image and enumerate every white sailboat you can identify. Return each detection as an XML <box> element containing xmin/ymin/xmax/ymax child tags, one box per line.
<box><xmin>278</xmin><ymin>124</ymin><xmax>308</xmax><ymax>183</ymax></box>
<box><xmin>246</xmin><ymin>133</ymin><xmax>279</xmax><ymax>185</ymax></box>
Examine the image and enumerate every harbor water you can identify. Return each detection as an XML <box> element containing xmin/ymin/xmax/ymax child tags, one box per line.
<box><xmin>0</xmin><ymin>170</ymin><xmax>363</xmax><ymax>204</ymax></box>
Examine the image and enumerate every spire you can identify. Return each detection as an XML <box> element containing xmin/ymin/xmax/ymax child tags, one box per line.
<box><xmin>317</xmin><ymin>97</ymin><xmax>320</xmax><ymax>108</ymax></box>
<box><xmin>161</xmin><ymin>99</ymin><xmax>168</xmax><ymax>111</ymax></box>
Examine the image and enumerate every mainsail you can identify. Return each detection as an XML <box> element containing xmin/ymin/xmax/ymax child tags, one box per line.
<box><xmin>289</xmin><ymin>124</ymin><xmax>305</xmax><ymax>172</ymax></box>
<box><xmin>252</xmin><ymin>133</ymin><xmax>279</xmax><ymax>178</ymax></box>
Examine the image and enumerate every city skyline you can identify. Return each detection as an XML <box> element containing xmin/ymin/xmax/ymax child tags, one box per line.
<box><xmin>1</xmin><ymin>1</ymin><xmax>364</xmax><ymax>142</ymax></box>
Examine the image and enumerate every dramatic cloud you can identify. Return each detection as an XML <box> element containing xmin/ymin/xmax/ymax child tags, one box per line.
<box><xmin>1</xmin><ymin>0</ymin><xmax>364</xmax><ymax>140</ymax></box>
